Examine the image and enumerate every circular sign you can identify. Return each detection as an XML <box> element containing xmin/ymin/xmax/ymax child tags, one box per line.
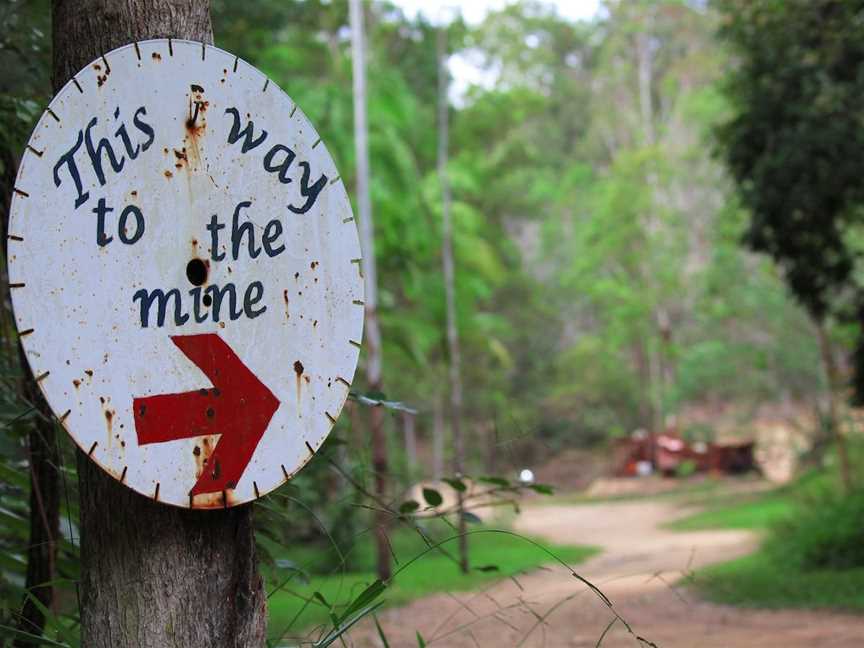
<box><xmin>8</xmin><ymin>40</ymin><xmax>364</xmax><ymax>508</ymax></box>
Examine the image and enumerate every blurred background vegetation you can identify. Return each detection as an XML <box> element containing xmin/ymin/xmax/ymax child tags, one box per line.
<box><xmin>3</xmin><ymin>0</ymin><xmax>864</xmax><ymax>645</ymax></box>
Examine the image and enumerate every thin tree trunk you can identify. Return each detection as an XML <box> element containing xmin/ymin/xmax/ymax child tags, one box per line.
<box><xmin>51</xmin><ymin>2</ymin><xmax>266</xmax><ymax>646</ymax></box>
<box><xmin>349</xmin><ymin>0</ymin><xmax>390</xmax><ymax>581</ymax></box>
<box><xmin>15</xmin><ymin>379</ymin><xmax>59</xmax><ymax>645</ymax></box>
<box><xmin>3</xmin><ymin>144</ymin><xmax>60</xmax><ymax>644</ymax></box>
<box><xmin>432</xmin><ymin>394</ymin><xmax>444</xmax><ymax>481</ymax></box>
<box><xmin>815</xmin><ymin>319</ymin><xmax>853</xmax><ymax>493</ymax></box>
<box><xmin>403</xmin><ymin>411</ymin><xmax>417</xmax><ymax>476</ymax></box>
<box><xmin>437</xmin><ymin>25</ymin><xmax>468</xmax><ymax>574</ymax></box>
<box><xmin>486</xmin><ymin>415</ymin><xmax>498</xmax><ymax>475</ymax></box>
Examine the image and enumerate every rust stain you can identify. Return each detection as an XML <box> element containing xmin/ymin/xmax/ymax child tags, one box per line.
<box><xmin>183</xmin><ymin>84</ymin><xmax>208</xmax><ymax>169</ymax></box>
<box><xmin>164</xmin><ymin>170</ymin><xmax>173</xmax><ymax>179</ymax></box>
<box><xmin>152</xmin><ymin>52</ymin><xmax>162</xmax><ymax>61</ymax></box>
<box><xmin>191</xmin><ymin>491</ymin><xmax>224</xmax><ymax>508</ymax></box>
<box><xmin>194</xmin><ymin>435</ymin><xmax>218</xmax><ymax>480</ymax></box>
<box><xmin>72</xmin><ymin>379</ymin><xmax>81</xmax><ymax>389</ymax></box>
<box><xmin>294</xmin><ymin>360</ymin><xmax>304</xmax><ymax>409</ymax></box>
<box><xmin>283</xmin><ymin>289</ymin><xmax>290</xmax><ymax>319</ymax></box>
<box><xmin>311</xmin><ymin>261</ymin><xmax>319</xmax><ymax>269</ymax></box>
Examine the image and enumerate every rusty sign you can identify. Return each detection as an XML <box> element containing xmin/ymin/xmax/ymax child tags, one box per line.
<box><xmin>8</xmin><ymin>40</ymin><xmax>364</xmax><ymax>508</ymax></box>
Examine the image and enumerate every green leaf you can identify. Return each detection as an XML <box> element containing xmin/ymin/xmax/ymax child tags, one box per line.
<box><xmin>478</xmin><ymin>476</ymin><xmax>510</xmax><ymax>487</ymax></box>
<box><xmin>399</xmin><ymin>500</ymin><xmax>420</xmax><ymax>514</ymax></box>
<box><xmin>529</xmin><ymin>484</ymin><xmax>555</xmax><ymax>495</ymax></box>
<box><xmin>443</xmin><ymin>477</ymin><xmax>467</xmax><ymax>492</ymax></box>
<box><xmin>416</xmin><ymin>631</ymin><xmax>427</xmax><ymax>647</ymax></box>
<box><xmin>373</xmin><ymin>615</ymin><xmax>391</xmax><ymax>648</ymax></box>
<box><xmin>422</xmin><ymin>488</ymin><xmax>443</xmax><ymax>507</ymax></box>
<box><xmin>474</xmin><ymin>564</ymin><xmax>500</xmax><ymax>572</ymax></box>
<box><xmin>338</xmin><ymin>578</ymin><xmax>387</xmax><ymax>624</ymax></box>
<box><xmin>462</xmin><ymin>510</ymin><xmax>482</xmax><ymax>524</ymax></box>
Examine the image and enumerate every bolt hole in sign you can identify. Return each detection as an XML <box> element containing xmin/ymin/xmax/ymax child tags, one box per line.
<box><xmin>8</xmin><ymin>40</ymin><xmax>364</xmax><ymax>508</ymax></box>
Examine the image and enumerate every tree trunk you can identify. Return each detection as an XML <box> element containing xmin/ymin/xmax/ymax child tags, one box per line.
<box><xmin>437</xmin><ymin>25</ymin><xmax>468</xmax><ymax>574</ymax></box>
<box><xmin>349</xmin><ymin>0</ymin><xmax>390</xmax><ymax>581</ymax></box>
<box><xmin>432</xmin><ymin>394</ymin><xmax>444</xmax><ymax>480</ymax></box>
<box><xmin>3</xmin><ymin>143</ymin><xmax>61</xmax><ymax>644</ymax></box>
<box><xmin>403</xmin><ymin>411</ymin><xmax>417</xmax><ymax>476</ymax></box>
<box><xmin>815</xmin><ymin>319</ymin><xmax>853</xmax><ymax>493</ymax></box>
<box><xmin>51</xmin><ymin>2</ymin><xmax>266</xmax><ymax>646</ymax></box>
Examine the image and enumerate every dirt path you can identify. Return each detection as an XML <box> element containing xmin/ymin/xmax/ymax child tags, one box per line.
<box><xmin>348</xmin><ymin>497</ymin><xmax>864</xmax><ymax>647</ymax></box>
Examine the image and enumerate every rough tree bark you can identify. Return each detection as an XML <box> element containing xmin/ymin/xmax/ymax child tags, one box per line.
<box><xmin>51</xmin><ymin>2</ymin><xmax>266</xmax><ymax>646</ymax></box>
<box><xmin>815</xmin><ymin>319</ymin><xmax>853</xmax><ymax>493</ymax></box>
<box><xmin>349</xmin><ymin>0</ymin><xmax>391</xmax><ymax>581</ymax></box>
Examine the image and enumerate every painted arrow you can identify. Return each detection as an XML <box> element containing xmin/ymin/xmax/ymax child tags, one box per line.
<box><xmin>133</xmin><ymin>333</ymin><xmax>280</xmax><ymax>496</ymax></box>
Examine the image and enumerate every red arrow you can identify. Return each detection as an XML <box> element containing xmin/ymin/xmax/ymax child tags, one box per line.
<box><xmin>133</xmin><ymin>333</ymin><xmax>280</xmax><ymax>496</ymax></box>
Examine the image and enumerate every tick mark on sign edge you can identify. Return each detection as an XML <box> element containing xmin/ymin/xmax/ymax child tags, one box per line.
<box><xmin>47</xmin><ymin>108</ymin><xmax>59</xmax><ymax>122</ymax></box>
<box><xmin>133</xmin><ymin>42</ymin><xmax>141</xmax><ymax>61</ymax></box>
<box><xmin>101</xmin><ymin>54</ymin><xmax>111</xmax><ymax>74</ymax></box>
<box><xmin>343</xmin><ymin>217</ymin><xmax>354</xmax><ymax>223</ymax></box>
<box><xmin>58</xmin><ymin>409</ymin><xmax>70</xmax><ymax>423</ymax></box>
<box><xmin>325</xmin><ymin>412</ymin><xmax>336</xmax><ymax>425</ymax></box>
<box><xmin>88</xmin><ymin>441</ymin><xmax>97</xmax><ymax>456</ymax></box>
<box><xmin>289</xmin><ymin>104</ymin><xmax>297</xmax><ymax>118</ymax></box>
<box><xmin>168</xmin><ymin>39</ymin><xmax>174</xmax><ymax>57</ymax></box>
<box><xmin>311</xmin><ymin>137</ymin><xmax>321</xmax><ymax>149</ymax></box>
<box><xmin>13</xmin><ymin>188</ymin><xmax>29</xmax><ymax>198</ymax></box>
<box><xmin>253</xmin><ymin>481</ymin><xmax>260</xmax><ymax>498</ymax></box>
<box><xmin>35</xmin><ymin>371</ymin><xmax>49</xmax><ymax>382</ymax></box>
<box><xmin>8</xmin><ymin>234</ymin><xmax>23</xmax><ymax>241</ymax></box>
<box><xmin>305</xmin><ymin>441</ymin><xmax>315</xmax><ymax>455</ymax></box>
<box><xmin>348</xmin><ymin>340</ymin><xmax>361</xmax><ymax>349</ymax></box>
<box><xmin>233</xmin><ymin>56</ymin><xmax>238</xmax><ymax>73</ymax></box>
<box><xmin>120</xmin><ymin>466</ymin><xmax>127</xmax><ymax>482</ymax></box>
<box><xmin>72</xmin><ymin>77</ymin><xmax>83</xmax><ymax>94</ymax></box>
<box><xmin>336</xmin><ymin>377</ymin><xmax>351</xmax><ymax>387</ymax></box>
<box><xmin>154</xmin><ymin>482</ymin><xmax>160</xmax><ymax>501</ymax></box>
<box><xmin>222</xmin><ymin>490</ymin><xmax>228</xmax><ymax>508</ymax></box>
<box><xmin>262</xmin><ymin>78</ymin><xmax>269</xmax><ymax>92</ymax></box>
<box><xmin>352</xmin><ymin>300</ymin><xmax>364</xmax><ymax>306</ymax></box>
<box><xmin>9</xmin><ymin>283</ymin><xmax>25</xmax><ymax>288</ymax></box>
<box><xmin>26</xmin><ymin>145</ymin><xmax>43</xmax><ymax>157</ymax></box>
<box><xmin>281</xmin><ymin>464</ymin><xmax>289</xmax><ymax>480</ymax></box>
<box><xmin>329</xmin><ymin>175</ymin><xmax>341</xmax><ymax>185</ymax></box>
<box><xmin>19</xmin><ymin>328</ymin><xmax>34</xmax><ymax>337</ymax></box>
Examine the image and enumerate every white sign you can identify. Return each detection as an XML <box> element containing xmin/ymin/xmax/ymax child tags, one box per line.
<box><xmin>8</xmin><ymin>40</ymin><xmax>364</xmax><ymax>508</ymax></box>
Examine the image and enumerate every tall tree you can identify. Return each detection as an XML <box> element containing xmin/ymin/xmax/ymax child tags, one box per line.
<box><xmin>716</xmin><ymin>0</ymin><xmax>864</xmax><ymax>489</ymax></box>
<box><xmin>349</xmin><ymin>0</ymin><xmax>390</xmax><ymax>581</ymax></box>
<box><xmin>437</xmin><ymin>23</ymin><xmax>468</xmax><ymax>574</ymax></box>
<box><xmin>51</xmin><ymin>2</ymin><xmax>265</xmax><ymax>645</ymax></box>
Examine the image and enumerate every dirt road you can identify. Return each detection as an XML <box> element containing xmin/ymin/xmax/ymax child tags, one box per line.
<box><xmin>349</xmin><ymin>497</ymin><xmax>864</xmax><ymax>647</ymax></box>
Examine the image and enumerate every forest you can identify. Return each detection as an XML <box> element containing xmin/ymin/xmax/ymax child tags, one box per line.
<box><xmin>2</xmin><ymin>1</ymin><xmax>864</xmax><ymax>647</ymax></box>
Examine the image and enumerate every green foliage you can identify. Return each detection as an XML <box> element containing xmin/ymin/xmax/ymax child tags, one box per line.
<box><xmin>667</xmin><ymin>492</ymin><xmax>794</xmax><ymax>531</ymax></box>
<box><xmin>266</xmin><ymin>521</ymin><xmax>599</xmax><ymax>637</ymax></box>
<box><xmin>766</xmin><ymin>488</ymin><xmax>864</xmax><ymax>570</ymax></box>
<box><xmin>682</xmin><ymin>458</ymin><xmax>864</xmax><ymax>610</ymax></box>
<box><xmin>696</xmin><ymin>552</ymin><xmax>864</xmax><ymax>611</ymax></box>
<box><xmin>716</xmin><ymin>0</ymin><xmax>864</xmax><ymax>400</ymax></box>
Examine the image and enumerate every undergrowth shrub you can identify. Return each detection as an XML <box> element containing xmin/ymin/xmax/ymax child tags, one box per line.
<box><xmin>766</xmin><ymin>487</ymin><xmax>864</xmax><ymax>570</ymax></box>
